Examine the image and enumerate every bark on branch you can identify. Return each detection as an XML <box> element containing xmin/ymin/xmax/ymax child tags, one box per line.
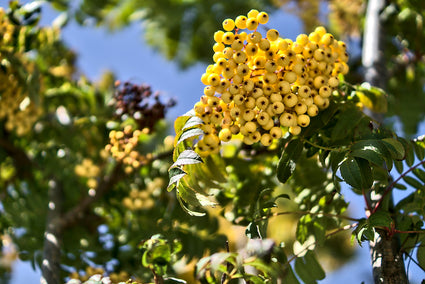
<box><xmin>362</xmin><ymin>0</ymin><xmax>408</xmax><ymax>283</ymax></box>
<box><xmin>40</xmin><ymin>180</ymin><xmax>64</xmax><ymax>284</ymax></box>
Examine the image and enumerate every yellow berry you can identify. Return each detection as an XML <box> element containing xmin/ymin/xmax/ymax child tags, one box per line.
<box><xmin>294</xmin><ymin>102</ymin><xmax>307</xmax><ymax>115</ymax></box>
<box><xmin>282</xmin><ymin>93</ymin><xmax>298</xmax><ymax>108</ymax></box>
<box><xmin>246</xmin><ymin>17</ymin><xmax>259</xmax><ymax>30</ymax></box>
<box><xmin>213</xmin><ymin>42</ymin><xmax>225</xmax><ymax>52</ymax></box>
<box><xmin>328</xmin><ymin>76</ymin><xmax>339</xmax><ymax>88</ymax></box>
<box><xmin>259</xmin><ymin>38</ymin><xmax>271</xmax><ymax>51</ymax></box>
<box><xmin>208</xmin><ymin>73</ymin><xmax>221</xmax><ymax>86</ymax></box>
<box><xmin>279</xmin><ymin>112</ymin><xmax>296</xmax><ymax>127</ymax></box>
<box><xmin>244</xmin><ymin>121</ymin><xmax>257</xmax><ymax>133</ymax></box>
<box><xmin>283</xmin><ymin>71</ymin><xmax>297</xmax><ymax>84</ymax></box>
<box><xmin>319</xmin><ymin>85</ymin><xmax>331</xmax><ymax>98</ymax></box>
<box><xmin>314</xmin><ymin>26</ymin><xmax>327</xmax><ymax>37</ymax></box>
<box><xmin>222</xmin><ymin>19</ymin><xmax>235</xmax><ymax>31</ymax></box>
<box><xmin>248</xmin><ymin>31</ymin><xmax>262</xmax><ymax>44</ymax></box>
<box><xmin>247</xmin><ymin>9</ymin><xmax>260</xmax><ymax>18</ymax></box>
<box><xmin>214</xmin><ymin>30</ymin><xmax>224</xmax><ymax>43</ymax></box>
<box><xmin>203</xmin><ymin>134</ymin><xmax>220</xmax><ymax>147</ymax></box>
<box><xmin>231</xmin><ymin>39</ymin><xmax>244</xmax><ymax>51</ymax></box>
<box><xmin>289</xmin><ymin>125</ymin><xmax>302</xmax><ymax>135</ymax></box>
<box><xmin>296</xmin><ymin>34</ymin><xmax>309</xmax><ymax>46</ymax></box>
<box><xmin>257</xmin><ymin>111</ymin><xmax>270</xmax><ymax>125</ymax></box>
<box><xmin>307</xmin><ymin>104</ymin><xmax>319</xmax><ymax>117</ymax></box>
<box><xmin>233</xmin><ymin>50</ymin><xmax>247</xmax><ymax>63</ymax></box>
<box><xmin>222</xmin><ymin>32</ymin><xmax>235</xmax><ymax>45</ymax></box>
<box><xmin>320</xmin><ymin>33</ymin><xmax>334</xmax><ymax>46</ymax></box>
<box><xmin>204</xmin><ymin>86</ymin><xmax>216</xmax><ymax>96</ymax></box>
<box><xmin>297</xmin><ymin>114</ymin><xmax>310</xmax><ymax>127</ymax></box>
<box><xmin>257</xmin><ymin>12</ymin><xmax>269</xmax><ymax>24</ymax></box>
<box><xmin>246</xmin><ymin>43</ymin><xmax>258</xmax><ymax>56</ymax></box>
<box><xmin>218</xmin><ymin>128</ymin><xmax>232</xmax><ymax>142</ymax></box>
<box><xmin>270</xmin><ymin>126</ymin><xmax>283</xmax><ymax>139</ymax></box>
<box><xmin>235</xmin><ymin>15</ymin><xmax>248</xmax><ymax>29</ymax></box>
<box><xmin>272</xmin><ymin>101</ymin><xmax>285</xmax><ymax>114</ymax></box>
<box><xmin>266</xmin><ymin>29</ymin><xmax>279</xmax><ymax>41</ymax></box>
<box><xmin>277</xmin><ymin>81</ymin><xmax>291</xmax><ymax>95</ymax></box>
<box><xmin>298</xmin><ymin>85</ymin><xmax>311</xmax><ymax>98</ymax></box>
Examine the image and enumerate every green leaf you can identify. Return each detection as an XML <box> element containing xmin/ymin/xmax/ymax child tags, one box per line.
<box><xmin>413</xmin><ymin>138</ymin><xmax>425</xmax><ymax>160</ymax></box>
<box><xmin>416</xmin><ymin>243</ymin><xmax>425</xmax><ymax>270</ymax></box>
<box><xmin>402</xmin><ymin>176</ymin><xmax>424</xmax><ymax>189</ymax></box>
<box><xmin>174</xmin><ymin>115</ymin><xmax>191</xmax><ymax>138</ymax></box>
<box><xmin>340</xmin><ymin>157</ymin><xmax>363</xmax><ymax>190</ymax></box>
<box><xmin>382</xmin><ymin>138</ymin><xmax>405</xmax><ymax>160</ymax></box>
<box><xmin>176</xmin><ymin>128</ymin><xmax>203</xmax><ymax>145</ymax></box>
<box><xmin>368</xmin><ymin>211</ymin><xmax>393</xmax><ymax>228</ymax></box>
<box><xmin>176</xmin><ymin>192</ymin><xmax>206</xmax><ymax>217</ymax></box>
<box><xmin>304</xmin><ymin>251</ymin><xmax>325</xmax><ymax>280</ymax></box>
<box><xmin>182</xmin><ymin>115</ymin><xmax>204</xmax><ymax>130</ymax></box>
<box><xmin>282</xmin><ymin>265</ymin><xmax>301</xmax><ymax>284</ymax></box>
<box><xmin>277</xmin><ymin>139</ymin><xmax>303</xmax><ymax>183</ymax></box>
<box><xmin>350</xmin><ymin>140</ymin><xmax>386</xmax><ymax>166</ymax></box>
<box><xmin>295</xmin><ymin>256</ymin><xmax>317</xmax><ymax>284</ymax></box>
<box><xmin>355</xmin><ymin>83</ymin><xmax>388</xmax><ymax>113</ymax></box>
<box><xmin>167</xmin><ymin>167</ymin><xmax>186</xmax><ymax>191</ymax></box>
<box><xmin>413</xmin><ymin>168</ymin><xmax>425</xmax><ymax>183</ymax></box>
<box><xmin>393</xmin><ymin>183</ymin><xmax>407</xmax><ymax>190</ymax></box>
<box><xmin>170</xmin><ymin>149</ymin><xmax>203</xmax><ymax>168</ymax></box>
<box><xmin>394</xmin><ymin>160</ymin><xmax>404</xmax><ymax>175</ymax></box>
<box><xmin>331</xmin><ymin>106</ymin><xmax>363</xmax><ymax>141</ymax></box>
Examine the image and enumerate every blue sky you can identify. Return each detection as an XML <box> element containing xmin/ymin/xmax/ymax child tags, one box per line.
<box><xmin>5</xmin><ymin>1</ymin><xmax>425</xmax><ymax>283</ymax></box>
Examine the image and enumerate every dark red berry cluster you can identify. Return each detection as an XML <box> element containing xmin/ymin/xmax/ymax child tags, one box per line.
<box><xmin>113</xmin><ymin>81</ymin><xmax>176</xmax><ymax>130</ymax></box>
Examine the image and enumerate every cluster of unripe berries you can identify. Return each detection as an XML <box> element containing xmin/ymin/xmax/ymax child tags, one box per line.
<box><xmin>112</xmin><ymin>81</ymin><xmax>176</xmax><ymax>130</ymax></box>
<box><xmin>74</xmin><ymin>159</ymin><xmax>101</xmax><ymax>189</ymax></box>
<box><xmin>193</xmin><ymin>10</ymin><xmax>349</xmax><ymax>156</ymax></box>
<box><xmin>105</xmin><ymin>125</ymin><xmax>151</xmax><ymax>174</ymax></box>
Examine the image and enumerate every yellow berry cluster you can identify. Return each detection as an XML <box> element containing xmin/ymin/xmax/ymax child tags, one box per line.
<box><xmin>193</xmin><ymin>9</ymin><xmax>348</xmax><ymax>156</ymax></box>
<box><xmin>69</xmin><ymin>267</ymin><xmax>105</xmax><ymax>282</ymax></box>
<box><xmin>69</xmin><ymin>267</ymin><xmax>140</xmax><ymax>283</ymax></box>
<box><xmin>0</xmin><ymin>70</ymin><xmax>42</xmax><ymax>136</ymax></box>
<box><xmin>0</xmin><ymin>9</ymin><xmax>43</xmax><ymax>136</ymax></box>
<box><xmin>105</xmin><ymin>125</ymin><xmax>152</xmax><ymax>174</ymax></box>
<box><xmin>0</xmin><ymin>8</ymin><xmax>15</xmax><ymax>47</ymax></box>
<box><xmin>74</xmin><ymin>159</ymin><xmax>101</xmax><ymax>189</ymax></box>
<box><xmin>122</xmin><ymin>177</ymin><xmax>164</xmax><ymax>211</ymax></box>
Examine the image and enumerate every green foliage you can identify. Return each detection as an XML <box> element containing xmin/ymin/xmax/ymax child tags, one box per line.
<box><xmin>2</xmin><ymin>0</ymin><xmax>425</xmax><ymax>283</ymax></box>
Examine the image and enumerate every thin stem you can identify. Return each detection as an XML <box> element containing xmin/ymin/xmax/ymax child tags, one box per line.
<box><xmin>363</xmin><ymin>188</ymin><xmax>372</xmax><ymax>215</ymax></box>
<box><xmin>372</xmin><ymin>159</ymin><xmax>425</xmax><ymax>213</ymax></box>
<box><xmin>256</xmin><ymin>210</ymin><xmax>360</xmax><ymax>223</ymax></box>
<box><xmin>404</xmin><ymin>251</ymin><xmax>425</xmax><ymax>271</ymax></box>
<box><xmin>286</xmin><ymin>223</ymin><xmax>358</xmax><ymax>264</ymax></box>
<box><xmin>302</xmin><ymin>139</ymin><xmax>345</xmax><ymax>152</ymax></box>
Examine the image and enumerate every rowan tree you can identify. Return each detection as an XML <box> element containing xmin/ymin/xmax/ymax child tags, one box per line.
<box><xmin>0</xmin><ymin>1</ymin><xmax>425</xmax><ymax>284</ymax></box>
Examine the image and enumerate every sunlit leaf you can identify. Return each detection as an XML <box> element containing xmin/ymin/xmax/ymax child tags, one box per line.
<box><xmin>277</xmin><ymin>139</ymin><xmax>303</xmax><ymax>183</ymax></box>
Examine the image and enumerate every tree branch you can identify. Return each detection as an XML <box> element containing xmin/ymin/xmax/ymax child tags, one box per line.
<box><xmin>0</xmin><ymin>135</ymin><xmax>35</xmax><ymax>180</ymax></box>
<box><xmin>59</xmin><ymin>162</ymin><xmax>123</xmax><ymax>230</ymax></box>
<box><xmin>40</xmin><ymin>179</ymin><xmax>64</xmax><ymax>284</ymax></box>
<box><xmin>362</xmin><ymin>0</ymin><xmax>408</xmax><ymax>282</ymax></box>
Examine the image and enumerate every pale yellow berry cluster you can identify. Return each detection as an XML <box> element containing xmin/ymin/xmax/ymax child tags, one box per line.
<box><xmin>69</xmin><ymin>267</ymin><xmax>138</xmax><ymax>283</ymax></box>
<box><xmin>105</xmin><ymin>125</ymin><xmax>152</xmax><ymax>174</ymax></box>
<box><xmin>0</xmin><ymin>9</ymin><xmax>43</xmax><ymax>136</ymax></box>
<box><xmin>0</xmin><ymin>70</ymin><xmax>42</xmax><ymax>136</ymax></box>
<box><xmin>74</xmin><ymin>159</ymin><xmax>101</xmax><ymax>189</ymax></box>
<box><xmin>122</xmin><ymin>177</ymin><xmax>163</xmax><ymax>211</ymax></box>
<box><xmin>193</xmin><ymin>9</ymin><xmax>349</xmax><ymax>156</ymax></box>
